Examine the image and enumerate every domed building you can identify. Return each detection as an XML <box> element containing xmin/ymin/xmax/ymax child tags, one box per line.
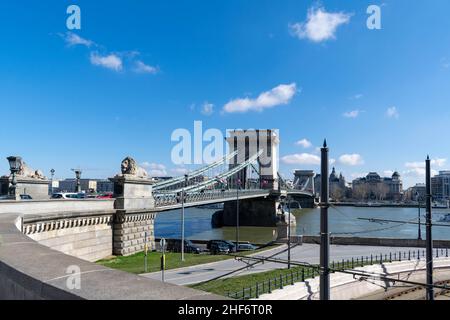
<box><xmin>352</xmin><ymin>171</ymin><xmax>403</xmax><ymax>201</ymax></box>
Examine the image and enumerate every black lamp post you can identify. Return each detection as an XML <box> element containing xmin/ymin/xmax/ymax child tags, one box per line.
<box><xmin>416</xmin><ymin>192</ymin><xmax>422</xmax><ymax>241</ymax></box>
<box><xmin>50</xmin><ymin>169</ymin><xmax>55</xmax><ymax>195</ymax></box>
<box><xmin>7</xmin><ymin>156</ymin><xmax>22</xmax><ymax>200</ymax></box>
<box><xmin>72</xmin><ymin>169</ymin><xmax>82</xmax><ymax>193</ymax></box>
<box><xmin>236</xmin><ymin>178</ymin><xmax>241</xmax><ymax>252</ymax></box>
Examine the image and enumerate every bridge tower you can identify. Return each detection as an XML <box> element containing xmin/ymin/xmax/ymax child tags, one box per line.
<box><xmin>219</xmin><ymin>129</ymin><xmax>283</xmax><ymax>228</ymax></box>
<box><xmin>293</xmin><ymin>170</ymin><xmax>315</xmax><ymax>194</ymax></box>
<box><xmin>226</xmin><ymin>129</ymin><xmax>279</xmax><ymax>190</ymax></box>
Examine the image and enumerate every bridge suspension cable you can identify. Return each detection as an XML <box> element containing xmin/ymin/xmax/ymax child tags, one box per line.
<box><xmin>172</xmin><ymin>150</ymin><xmax>263</xmax><ymax>194</ymax></box>
<box><xmin>152</xmin><ymin>151</ymin><xmax>238</xmax><ymax>191</ymax></box>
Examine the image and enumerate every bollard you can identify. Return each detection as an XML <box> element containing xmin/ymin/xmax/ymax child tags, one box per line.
<box><xmin>390</xmin><ymin>252</ymin><xmax>392</xmax><ymax>263</ymax></box>
<box><xmin>269</xmin><ymin>279</ymin><xmax>272</xmax><ymax>293</ymax></box>
<box><xmin>280</xmin><ymin>274</ymin><xmax>283</xmax><ymax>289</ymax></box>
<box><xmin>291</xmin><ymin>272</ymin><xmax>294</xmax><ymax>285</ymax></box>
<box><xmin>243</xmin><ymin>287</ymin><xmax>245</xmax><ymax>300</ymax></box>
<box><xmin>371</xmin><ymin>254</ymin><xmax>373</xmax><ymax>265</ymax></box>
<box><xmin>256</xmin><ymin>284</ymin><xmax>259</xmax><ymax>299</ymax></box>
<box><xmin>399</xmin><ymin>252</ymin><xmax>401</xmax><ymax>262</ymax></box>
<box><xmin>408</xmin><ymin>251</ymin><xmax>411</xmax><ymax>260</ymax></box>
<box><xmin>361</xmin><ymin>256</ymin><xmax>364</xmax><ymax>267</ymax></box>
<box><xmin>302</xmin><ymin>268</ymin><xmax>305</xmax><ymax>282</ymax></box>
<box><xmin>352</xmin><ymin>258</ymin><xmax>354</xmax><ymax>269</ymax></box>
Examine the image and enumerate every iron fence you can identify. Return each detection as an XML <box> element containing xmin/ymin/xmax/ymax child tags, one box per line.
<box><xmin>227</xmin><ymin>247</ymin><xmax>450</xmax><ymax>300</ymax></box>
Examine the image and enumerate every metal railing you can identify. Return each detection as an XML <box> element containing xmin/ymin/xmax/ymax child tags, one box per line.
<box><xmin>154</xmin><ymin>189</ymin><xmax>269</xmax><ymax>208</ymax></box>
<box><xmin>227</xmin><ymin>248</ymin><xmax>450</xmax><ymax>300</ymax></box>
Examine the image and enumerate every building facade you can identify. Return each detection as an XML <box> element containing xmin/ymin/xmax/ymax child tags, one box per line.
<box><xmin>352</xmin><ymin>171</ymin><xmax>403</xmax><ymax>201</ymax></box>
<box><xmin>431</xmin><ymin>171</ymin><xmax>450</xmax><ymax>202</ymax></box>
<box><xmin>314</xmin><ymin>168</ymin><xmax>348</xmax><ymax>201</ymax></box>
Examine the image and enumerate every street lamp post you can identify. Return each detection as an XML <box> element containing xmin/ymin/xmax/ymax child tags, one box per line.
<box><xmin>72</xmin><ymin>169</ymin><xmax>82</xmax><ymax>193</ymax></box>
<box><xmin>416</xmin><ymin>192</ymin><xmax>422</xmax><ymax>241</ymax></box>
<box><xmin>287</xmin><ymin>196</ymin><xmax>292</xmax><ymax>269</ymax></box>
<box><xmin>7</xmin><ymin>156</ymin><xmax>22</xmax><ymax>200</ymax></box>
<box><xmin>236</xmin><ymin>178</ymin><xmax>241</xmax><ymax>252</ymax></box>
<box><xmin>50</xmin><ymin>169</ymin><xmax>55</xmax><ymax>196</ymax></box>
<box><xmin>320</xmin><ymin>140</ymin><xmax>330</xmax><ymax>301</ymax></box>
<box><xmin>425</xmin><ymin>156</ymin><xmax>434</xmax><ymax>301</ymax></box>
<box><xmin>181</xmin><ymin>174</ymin><xmax>188</xmax><ymax>262</ymax></box>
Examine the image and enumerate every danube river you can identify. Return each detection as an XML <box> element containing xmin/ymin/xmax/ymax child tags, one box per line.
<box><xmin>154</xmin><ymin>206</ymin><xmax>450</xmax><ymax>243</ymax></box>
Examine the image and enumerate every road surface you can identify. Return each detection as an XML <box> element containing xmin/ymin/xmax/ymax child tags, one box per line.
<box><xmin>141</xmin><ymin>243</ymin><xmax>437</xmax><ymax>286</ymax></box>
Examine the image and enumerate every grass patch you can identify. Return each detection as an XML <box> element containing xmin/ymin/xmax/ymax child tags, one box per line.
<box><xmin>190</xmin><ymin>266</ymin><xmax>318</xmax><ymax>299</ymax></box>
<box><xmin>97</xmin><ymin>252</ymin><xmax>232</xmax><ymax>274</ymax></box>
<box><xmin>97</xmin><ymin>245</ymin><xmax>280</xmax><ymax>275</ymax></box>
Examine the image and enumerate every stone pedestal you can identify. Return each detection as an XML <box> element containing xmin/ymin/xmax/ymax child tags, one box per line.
<box><xmin>276</xmin><ymin>221</ymin><xmax>289</xmax><ymax>241</ymax></box>
<box><xmin>110</xmin><ymin>175</ymin><xmax>157</xmax><ymax>256</ymax></box>
<box><xmin>113</xmin><ymin>211</ymin><xmax>156</xmax><ymax>256</ymax></box>
<box><xmin>0</xmin><ymin>176</ymin><xmax>50</xmax><ymax>200</ymax></box>
<box><xmin>110</xmin><ymin>175</ymin><xmax>155</xmax><ymax>211</ymax></box>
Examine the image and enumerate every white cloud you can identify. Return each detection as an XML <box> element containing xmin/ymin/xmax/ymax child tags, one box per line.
<box><xmin>141</xmin><ymin>162</ymin><xmax>167</xmax><ymax>177</ymax></box>
<box><xmin>289</xmin><ymin>7</ymin><xmax>351</xmax><ymax>43</ymax></box>
<box><xmin>383</xmin><ymin>170</ymin><xmax>394</xmax><ymax>177</ymax></box>
<box><xmin>281</xmin><ymin>153</ymin><xmax>321</xmax><ymax>166</ymax></box>
<box><xmin>339</xmin><ymin>154</ymin><xmax>364</xmax><ymax>166</ymax></box>
<box><xmin>223</xmin><ymin>83</ymin><xmax>297</xmax><ymax>113</ymax></box>
<box><xmin>201</xmin><ymin>102</ymin><xmax>214</xmax><ymax>116</ymax></box>
<box><xmin>350</xmin><ymin>94</ymin><xmax>363</xmax><ymax>100</ymax></box>
<box><xmin>134</xmin><ymin>60</ymin><xmax>158</xmax><ymax>74</ymax></box>
<box><xmin>90</xmin><ymin>52</ymin><xmax>123</xmax><ymax>71</ymax></box>
<box><xmin>62</xmin><ymin>32</ymin><xmax>94</xmax><ymax>47</ymax></box>
<box><xmin>171</xmin><ymin>167</ymin><xmax>190</xmax><ymax>175</ymax></box>
<box><xmin>405</xmin><ymin>158</ymin><xmax>447</xmax><ymax>169</ymax></box>
<box><xmin>343</xmin><ymin>110</ymin><xmax>360</xmax><ymax>118</ymax></box>
<box><xmin>403</xmin><ymin>158</ymin><xmax>446</xmax><ymax>178</ymax></box>
<box><xmin>296</xmin><ymin>139</ymin><xmax>312</xmax><ymax>148</ymax></box>
<box><xmin>386</xmin><ymin>106</ymin><xmax>399</xmax><ymax>119</ymax></box>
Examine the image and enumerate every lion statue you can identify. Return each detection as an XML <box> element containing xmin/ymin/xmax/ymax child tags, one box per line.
<box><xmin>17</xmin><ymin>159</ymin><xmax>47</xmax><ymax>180</ymax></box>
<box><xmin>120</xmin><ymin>157</ymin><xmax>148</xmax><ymax>178</ymax></box>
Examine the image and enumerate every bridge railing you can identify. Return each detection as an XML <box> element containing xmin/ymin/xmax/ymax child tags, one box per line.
<box><xmin>227</xmin><ymin>248</ymin><xmax>450</xmax><ymax>300</ymax></box>
<box><xmin>154</xmin><ymin>189</ymin><xmax>268</xmax><ymax>208</ymax></box>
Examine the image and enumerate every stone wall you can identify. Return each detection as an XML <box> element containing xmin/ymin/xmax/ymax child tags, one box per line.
<box><xmin>113</xmin><ymin>211</ymin><xmax>156</xmax><ymax>256</ymax></box>
<box><xmin>0</xmin><ymin>213</ymin><xmax>222</xmax><ymax>300</ymax></box>
<box><xmin>303</xmin><ymin>235</ymin><xmax>450</xmax><ymax>248</ymax></box>
<box><xmin>24</xmin><ymin>213</ymin><xmax>113</xmax><ymax>262</ymax></box>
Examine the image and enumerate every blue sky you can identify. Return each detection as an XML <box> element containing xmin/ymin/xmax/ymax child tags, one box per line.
<box><xmin>1</xmin><ymin>0</ymin><xmax>450</xmax><ymax>188</ymax></box>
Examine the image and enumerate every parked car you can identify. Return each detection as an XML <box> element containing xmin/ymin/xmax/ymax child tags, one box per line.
<box><xmin>210</xmin><ymin>242</ymin><xmax>230</xmax><ymax>255</ymax></box>
<box><xmin>166</xmin><ymin>239</ymin><xmax>202</xmax><ymax>254</ymax></box>
<box><xmin>237</xmin><ymin>243</ymin><xmax>258</xmax><ymax>252</ymax></box>
<box><xmin>97</xmin><ymin>193</ymin><xmax>114</xmax><ymax>199</ymax></box>
<box><xmin>207</xmin><ymin>240</ymin><xmax>237</xmax><ymax>253</ymax></box>
<box><xmin>20</xmin><ymin>194</ymin><xmax>33</xmax><ymax>200</ymax></box>
<box><xmin>51</xmin><ymin>193</ymin><xmax>81</xmax><ymax>199</ymax></box>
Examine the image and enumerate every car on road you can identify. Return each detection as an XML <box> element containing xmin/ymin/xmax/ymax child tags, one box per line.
<box><xmin>166</xmin><ymin>239</ymin><xmax>202</xmax><ymax>254</ymax></box>
<box><xmin>51</xmin><ymin>193</ymin><xmax>82</xmax><ymax>199</ymax></box>
<box><xmin>207</xmin><ymin>240</ymin><xmax>237</xmax><ymax>253</ymax></box>
<box><xmin>209</xmin><ymin>242</ymin><xmax>230</xmax><ymax>255</ymax></box>
<box><xmin>237</xmin><ymin>243</ymin><xmax>258</xmax><ymax>252</ymax></box>
<box><xmin>97</xmin><ymin>193</ymin><xmax>114</xmax><ymax>199</ymax></box>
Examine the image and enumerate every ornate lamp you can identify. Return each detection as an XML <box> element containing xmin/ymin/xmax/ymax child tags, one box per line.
<box><xmin>7</xmin><ymin>156</ymin><xmax>22</xmax><ymax>199</ymax></box>
<box><xmin>72</xmin><ymin>168</ymin><xmax>82</xmax><ymax>193</ymax></box>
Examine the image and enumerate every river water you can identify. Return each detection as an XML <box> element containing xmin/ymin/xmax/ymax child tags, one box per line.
<box><xmin>154</xmin><ymin>206</ymin><xmax>450</xmax><ymax>243</ymax></box>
